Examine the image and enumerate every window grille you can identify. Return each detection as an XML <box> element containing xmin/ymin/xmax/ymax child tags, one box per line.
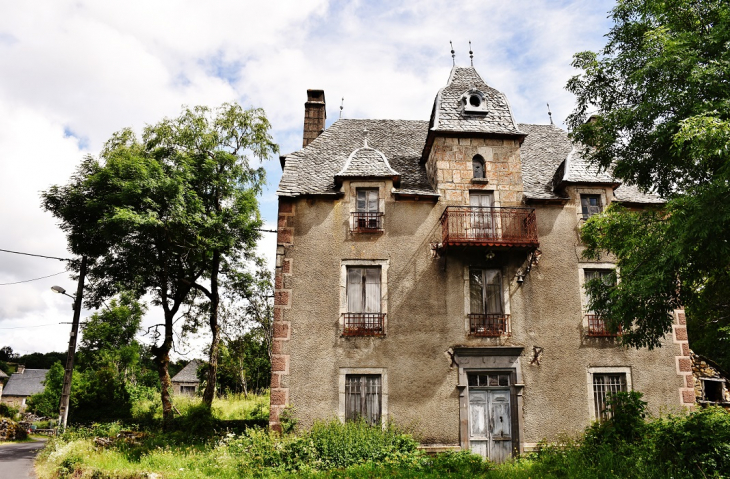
<box><xmin>345</xmin><ymin>374</ymin><xmax>381</xmax><ymax>424</ymax></box>
<box><xmin>593</xmin><ymin>373</ymin><xmax>627</xmax><ymax>421</ymax></box>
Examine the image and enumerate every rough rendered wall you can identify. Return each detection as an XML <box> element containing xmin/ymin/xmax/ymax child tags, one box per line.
<box><xmin>271</xmin><ymin>152</ymin><xmax>690</xmax><ymax>446</ymax></box>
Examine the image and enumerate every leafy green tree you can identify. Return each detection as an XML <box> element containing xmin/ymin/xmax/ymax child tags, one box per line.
<box><xmin>566</xmin><ymin>0</ymin><xmax>730</xmax><ymax>362</ymax></box>
<box><xmin>42</xmin><ymin>103</ymin><xmax>277</xmax><ymax>424</ymax></box>
<box><xmin>27</xmin><ymin>361</ymin><xmax>64</xmax><ymax>418</ymax></box>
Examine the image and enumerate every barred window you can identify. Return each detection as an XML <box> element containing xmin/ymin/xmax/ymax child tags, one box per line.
<box><xmin>345</xmin><ymin>374</ymin><xmax>382</xmax><ymax>425</ymax></box>
<box><xmin>593</xmin><ymin>373</ymin><xmax>627</xmax><ymax>421</ymax></box>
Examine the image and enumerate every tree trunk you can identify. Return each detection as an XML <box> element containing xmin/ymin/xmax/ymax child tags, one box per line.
<box><xmin>153</xmin><ymin>309</ymin><xmax>175</xmax><ymax>429</ymax></box>
<box><xmin>202</xmin><ymin>249</ymin><xmax>220</xmax><ymax>407</ymax></box>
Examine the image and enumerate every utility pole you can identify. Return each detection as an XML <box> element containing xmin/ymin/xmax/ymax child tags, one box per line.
<box><xmin>58</xmin><ymin>256</ymin><xmax>87</xmax><ymax>429</ymax></box>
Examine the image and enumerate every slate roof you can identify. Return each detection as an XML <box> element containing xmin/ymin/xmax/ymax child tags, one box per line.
<box><xmin>518</xmin><ymin>123</ymin><xmax>663</xmax><ymax>204</ymax></box>
<box><xmin>430</xmin><ymin>67</ymin><xmax>524</xmax><ymax>136</ymax></box>
<box><xmin>0</xmin><ymin>369</ymin><xmax>8</xmax><ymax>379</ymax></box>
<box><xmin>2</xmin><ymin>369</ymin><xmax>49</xmax><ymax>397</ymax></box>
<box><xmin>171</xmin><ymin>360</ymin><xmax>201</xmax><ymax>383</ymax></box>
<box><xmin>335</xmin><ymin>141</ymin><xmax>400</xmax><ymax>181</ymax></box>
<box><xmin>278</xmin><ymin>119</ymin><xmax>435</xmax><ymax>197</ymax></box>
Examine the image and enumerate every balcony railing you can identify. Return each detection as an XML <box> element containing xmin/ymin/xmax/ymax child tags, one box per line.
<box><xmin>586</xmin><ymin>314</ymin><xmax>621</xmax><ymax>337</ymax></box>
<box><xmin>469</xmin><ymin>313</ymin><xmax>511</xmax><ymax>337</ymax></box>
<box><xmin>351</xmin><ymin>212</ymin><xmax>384</xmax><ymax>233</ymax></box>
<box><xmin>440</xmin><ymin>206</ymin><xmax>538</xmax><ymax>248</ymax></box>
<box><xmin>342</xmin><ymin>312</ymin><xmax>385</xmax><ymax>337</ymax></box>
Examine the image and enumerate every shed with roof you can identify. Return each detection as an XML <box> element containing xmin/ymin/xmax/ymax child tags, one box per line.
<box><xmin>171</xmin><ymin>360</ymin><xmax>201</xmax><ymax>396</ymax></box>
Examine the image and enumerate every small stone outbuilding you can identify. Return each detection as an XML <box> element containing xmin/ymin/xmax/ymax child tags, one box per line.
<box><xmin>171</xmin><ymin>360</ymin><xmax>201</xmax><ymax>396</ymax></box>
<box><xmin>1</xmin><ymin>367</ymin><xmax>49</xmax><ymax>411</ymax></box>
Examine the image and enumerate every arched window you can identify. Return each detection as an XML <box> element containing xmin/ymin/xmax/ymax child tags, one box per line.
<box><xmin>472</xmin><ymin>155</ymin><xmax>485</xmax><ymax>179</ymax></box>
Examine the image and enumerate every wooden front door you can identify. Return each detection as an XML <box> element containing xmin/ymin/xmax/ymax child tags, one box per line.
<box><xmin>468</xmin><ymin>373</ymin><xmax>512</xmax><ymax>462</ymax></box>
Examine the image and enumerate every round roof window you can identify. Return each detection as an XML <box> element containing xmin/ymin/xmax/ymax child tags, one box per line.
<box><xmin>469</xmin><ymin>94</ymin><xmax>482</xmax><ymax>107</ymax></box>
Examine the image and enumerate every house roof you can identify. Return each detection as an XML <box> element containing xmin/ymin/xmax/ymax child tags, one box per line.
<box><xmin>335</xmin><ymin>140</ymin><xmax>400</xmax><ymax>182</ymax></box>
<box><xmin>517</xmin><ymin>123</ymin><xmax>662</xmax><ymax>204</ymax></box>
<box><xmin>430</xmin><ymin>67</ymin><xmax>524</xmax><ymax>136</ymax></box>
<box><xmin>2</xmin><ymin>369</ymin><xmax>49</xmax><ymax>397</ymax></box>
<box><xmin>0</xmin><ymin>369</ymin><xmax>8</xmax><ymax>379</ymax></box>
<box><xmin>171</xmin><ymin>360</ymin><xmax>201</xmax><ymax>383</ymax></box>
<box><xmin>278</xmin><ymin>119</ymin><xmax>434</xmax><ymax>197</ymax></box>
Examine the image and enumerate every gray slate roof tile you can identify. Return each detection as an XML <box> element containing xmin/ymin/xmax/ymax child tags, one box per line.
<box><xmin>277</xmin><ymin>119</ymin><xmax>434</xmax><ymax>197</ymax></box>
<box><xmin>2</xmin><ymin>369</ymin><xmax>49</xmax><ymax>396</ymax></box>
<box><xmin>336</xmin><ymin>143</ymin><xmax>400</xmax><ymax>179</ymax></box>
<box><xmin>432</xmin><ymin>67</ymin><xmax>524</xmax><ymax>136</ymax></box>
<box><xmin>171</xmin><ymin>360</ymin><xmax>201</xmax><ymax>383</ymax></box>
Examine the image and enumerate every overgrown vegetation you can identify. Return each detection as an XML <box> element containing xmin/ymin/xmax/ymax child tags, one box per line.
<box><xmin>33</xmin><ymin>391</ymin><xmax>730</xmax><ymax>479</ymax></box>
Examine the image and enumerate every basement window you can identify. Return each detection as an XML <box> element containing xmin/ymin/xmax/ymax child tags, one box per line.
<box><xmin>701</xmin><ymin>379</ymin><xmax>725</xmax><ymax>403</ymax></box>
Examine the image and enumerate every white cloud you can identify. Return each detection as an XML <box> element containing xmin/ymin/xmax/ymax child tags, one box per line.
<box><xmin>0</xmin><ymin>0</ymin><xmax>616</xmax><ymax>354</ymax></box>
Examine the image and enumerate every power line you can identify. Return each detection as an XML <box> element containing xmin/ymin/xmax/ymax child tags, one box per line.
<box><xmin>0</xmin><ymin>248</ymin><xmax>71</xmax><ymax>262</ymax></box>
<box><xmin>0</xmin><ymin>271</ymin><xmax>67</xmax><ymax>286</ymax></box>
<box><xmin>0</xmin><ymin>323</ymin><xmax>64</xmax><ymax>330</ymax></box>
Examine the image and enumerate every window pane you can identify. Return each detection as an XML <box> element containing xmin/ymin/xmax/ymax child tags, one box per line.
<box><xmin>367</xmin><ymin>190</ymin><xmax>378</xmax><ymax>212</ymax></box>
<box><xmin>347</xmin><ymin>268</ymin><xmax>363</xmax><ymax>312</ymax></box>
<box><xmin>470</xmin><ymin>269</ymin><xmax>484</xmax><ymax>314</ymax></box>
<box><xmin>357</xmin><ymin>190</ymin><xmax>366</xmax><ymax>211</ymax></box>
<box><xmin>364</xmin><ymin>268</ymin><xmax>381</xmax><ymax>313</ymax></box>
<box><xmin>345</xmin><ymin>375</ymin><xmax>381</xmax><ymax>425</ymax></box>
<box><xmin>484</xmin><ymin>270</ymin><xmax>502</xmax><ymax>314</ymax></box>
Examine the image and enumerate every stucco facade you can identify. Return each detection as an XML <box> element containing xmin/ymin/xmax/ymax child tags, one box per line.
<box><xmin>270</xmin><ymin>67</ymin><xmax>693</xmax><ymax>460</ymax></box>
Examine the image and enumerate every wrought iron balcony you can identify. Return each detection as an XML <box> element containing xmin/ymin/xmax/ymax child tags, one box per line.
<box><xmin>585</xmin><ymin>314</ymin><xmax>621</xmax><ymax>337</ymax></box>
<box><xmin>468</xmin><ymin>313</ymin><xmax>511</xmax><ymax>337</ymax></box>
<box><xmin>351</xmin><ymin>212</ymin><xmax>384</xmax><ymax>233</ymax></box>
<box><xmin>342</xmin><ymin>312</ymin><xmax>385</xmax><ymax>337</ymax></box>
<box><xmin>440</xmin><ymin>206</ymin><xmax>538</xmax><ymax>248</ymax></box>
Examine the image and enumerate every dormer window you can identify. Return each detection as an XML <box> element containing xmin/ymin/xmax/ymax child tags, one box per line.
<box><xmin>461</xmin><ymin>89</ymin><xmax>488</xmax><ymax>115</ymax></box>
<box><xmin>472</xmin><ymin>155</ymin><xmax>485</xmax><ymax>179</ymax></box>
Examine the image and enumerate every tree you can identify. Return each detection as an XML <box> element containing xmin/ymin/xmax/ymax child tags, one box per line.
<box><xmin>42</xmin><ymin>103</ymin><xmax>277</xmax><ymax>424</ymax></box>
<box><xmin>151</xmin><ymin>105</ymin><xmax>277</xmax><ymax>407</ymax></box>
<box><xmin>566</xmin><ymin>0</ymin><xmax>730</xmax><ymax>363</ymax></box>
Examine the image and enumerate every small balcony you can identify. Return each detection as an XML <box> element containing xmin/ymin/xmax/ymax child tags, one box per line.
<box><xmin>586</xmin><ymin>314</ymin><xmax>621</xmax><ymax>337</ymax></box>
<box><xmin>342</xmin><ymin>312</ymin><xmax>385</xmax><ymax>337</ymax></box>
<box><xmin>469</xmin><ymin>313</ymin><xmax>511</xmax><ymax>337</ymax></box>
<box><xmin>351</xmin><ymin>212</ymin><xmax>384</xmax><ymax>233</ymax></box>
<box><xmin>440</xmin><ymin>206</ymin><xmax>538</xmax><ymax>249</ymax></box>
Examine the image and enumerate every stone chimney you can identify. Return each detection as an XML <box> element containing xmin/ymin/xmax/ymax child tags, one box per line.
<box><xmin>303</xmin><ymin>89</ymin><xmax>326</xmax><ymax>147</ymax></box>
<box><xmin>17</xmin><ymin>365</ymin><xmax>25</xmax><ymax>374</ymax></box>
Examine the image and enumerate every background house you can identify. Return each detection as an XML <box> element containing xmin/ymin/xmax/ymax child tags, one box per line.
<box><xmin>270</xmin><ymin>65</ymin><xmax>692</xmax><ymax>463</ymax></box>
<box><xmin>0</xmin><ymin>368</ymin><xmax>8</xmax><ymax>401</ymax></box>
<box><xmin>171</xmin><ymin>360</ymin><xmax>201</xmax><ymax>396</ymax></box>
<box><xmin>1</xmin><ymin>366</ymin><xmax>49</xmax><ymax>411</ymax></box>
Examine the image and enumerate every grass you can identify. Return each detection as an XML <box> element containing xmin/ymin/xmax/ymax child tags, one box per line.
<box><xmin>32</xmin><ymin>392</ymin><xmax>730</xmax><ymax>479</ymax></box>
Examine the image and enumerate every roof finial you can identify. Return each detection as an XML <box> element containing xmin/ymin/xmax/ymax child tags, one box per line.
<box><xmin>469</xmin><ymin>41</ymin><xmax>473</xmax><ymax>67</ymax></box>
<box><xmin>340</xmin><ymin>97</ymin><xmax>344</xmax><ymax>120</ymax></box>
<box><xmin>363</xmin><ymin>128</ymin><xmax>368</xmax><ymax>148</ymax></box>
<box><xmin>547</xmin><ymin>103</ymin><xmax>554</xmax><ymax>125</ymax></box>
<box><xmin>450</xmin><ymin>41</ymin><xmax>455</xmax><ymax>66</ymax></box>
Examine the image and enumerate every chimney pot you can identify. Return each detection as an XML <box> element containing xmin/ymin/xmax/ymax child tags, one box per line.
<box><xmin>303</xmin><ymin>89</ymin><xmax>326</xmax><ymax>147</ymax></box>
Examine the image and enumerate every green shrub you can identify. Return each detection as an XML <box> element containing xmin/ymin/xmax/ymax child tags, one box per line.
<box><xmin>0</xmin><ymin>402</ymin><xmax>18</xmax><ymax>419</ymax></box>
<box><xmin>583</xmin><ymin>390</ymin><xmax>647</xmax><ymax>448</ymax></box>
<box><xmin>427</xmin><ymin>450</ymin><xmax>491</xmax><ymax>475</ymax></box>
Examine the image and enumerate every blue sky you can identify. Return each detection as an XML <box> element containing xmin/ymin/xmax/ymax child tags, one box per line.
<box><xmin>0</xmin><ymin>0</ymin><xmax>616</xmax><ymax>355</ymax></box>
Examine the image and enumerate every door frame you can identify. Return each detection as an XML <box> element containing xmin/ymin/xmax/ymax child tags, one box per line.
<box><xmin>453</xmin><ymin>347</ymin><xmax>524</xmax><ymax>458</ymax></box>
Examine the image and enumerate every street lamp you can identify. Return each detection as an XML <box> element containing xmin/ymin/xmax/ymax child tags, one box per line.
<box><xmin>51</xmin><ymin>256</ymin><xmax>87</xmax><ymax>430</ymax></box>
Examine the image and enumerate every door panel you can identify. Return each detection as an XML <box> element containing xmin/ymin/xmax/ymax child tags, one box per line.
<box><xmin>468</xmin><ymin>386</ymin><xmax>512</xmax><ymax>463</ymax></box>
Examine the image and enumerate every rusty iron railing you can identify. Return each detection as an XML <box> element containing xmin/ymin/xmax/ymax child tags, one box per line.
<box><xmin>342</xmin><ymin>313</ymin><xmax>385</xmax><ymax>336</ymax></box>
<box><xmin>468</xmin><ymin>313</ymin><xmax>511</xmax><ymax>337</ymax></box>
<box><xmin>586</xmin><ymin>314</ymin><xmax>621</xmax><ymax>337</ymax></box>
<box><xmin>351</xmin><ymin>212</ymin><xmax>384</xmax><ymax>233</ymax></box>
<box><xmin>440</xmin><ymin>206</ymin><xmax>538</xmax><ymax>248</ymax></box>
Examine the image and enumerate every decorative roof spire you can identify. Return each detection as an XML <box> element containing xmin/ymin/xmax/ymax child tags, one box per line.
<box><xmin>469</xmin><ymin>41</ymin><xmax>473</xmax><ymax>67</ymax></box>
<box><xmin>547</xmin><ymin>103</ymin><xmax>554</xmax><ymax>125</ymax></box>
<box><xmin>340</xmin><ymin>97</ymin><xmax>344</xmax><ymax>119</ymax></box>
<box><xmin>450</xmin><ymin>41</ymin><xmax>455</xmax><ymax>66</ymax></box>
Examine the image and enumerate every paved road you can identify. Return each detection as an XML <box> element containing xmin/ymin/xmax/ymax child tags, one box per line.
<box><xmin>0</xmin><ymin>440</ymin><xmax>47</xmax><ymax>479</ymax></box>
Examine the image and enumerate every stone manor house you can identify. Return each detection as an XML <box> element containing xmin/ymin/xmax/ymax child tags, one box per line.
<box><xmin>269</xmin><ymin>65</ymin><xmax>694</xmax><ymax>461</ymax></box>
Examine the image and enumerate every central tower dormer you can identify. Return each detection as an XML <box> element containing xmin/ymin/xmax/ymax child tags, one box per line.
<box><xmin>423</xmin><ymin>67</ymin><xmax>536</xmax><ymax>249</ymax></box>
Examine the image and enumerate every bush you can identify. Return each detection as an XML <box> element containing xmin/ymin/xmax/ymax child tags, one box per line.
<box><xmin>0</xmin><ymin>403</ymin><xmax>18</xmax><ymax>419</ymax></box>
<box><xmin>583</xmin><ymin>390</ymin><xmax>647</xmax><ymax>448</ymax></box>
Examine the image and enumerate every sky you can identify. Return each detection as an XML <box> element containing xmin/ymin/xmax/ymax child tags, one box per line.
<box><xmin>0</xmin><ymin>0</ymin><xmax>616</xmax><ymax>358</ymax></box>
